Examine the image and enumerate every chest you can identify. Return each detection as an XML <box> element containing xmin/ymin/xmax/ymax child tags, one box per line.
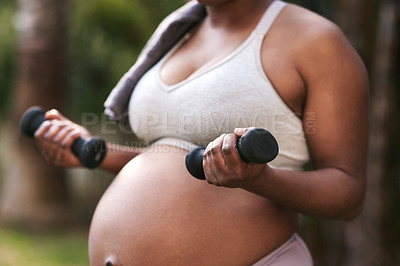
<box><xmin>129</xmin><ymin>37</ymin><xmax>304</xmax><ymax>148</ymax></box>
<box><xmin>159</xmin><ymin>31</ymin><xmax>306</xmax><ymax>117</ymax></box>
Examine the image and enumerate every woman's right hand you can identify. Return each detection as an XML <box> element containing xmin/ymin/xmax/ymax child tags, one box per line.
<box><xmin>34</xmin><ymin>109</ymin><xmax>91</xmax><ymax>167</ymax></box>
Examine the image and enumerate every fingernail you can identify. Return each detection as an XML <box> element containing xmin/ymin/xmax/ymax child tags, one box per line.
<box><xmin>234</xmin><ymin>128</ymin><xmax>246</xmax><ymax>134</ymax></box>
<box><xmin>47</xmin><ymin>109</ymin><xmax>58</xmax><ymax>116</ymax></box>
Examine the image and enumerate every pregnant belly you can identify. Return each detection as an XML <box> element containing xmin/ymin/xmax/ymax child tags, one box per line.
<box><xmin>88</xmin><ymin>146</ymin><xmax>296</xmax><ymax>266</ymax></box>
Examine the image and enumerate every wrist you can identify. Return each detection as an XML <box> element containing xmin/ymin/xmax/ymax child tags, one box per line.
<box><xmin>240</xmin><ymin>163</ymin><xmax>273</xmax><ymax>192</ymax></box>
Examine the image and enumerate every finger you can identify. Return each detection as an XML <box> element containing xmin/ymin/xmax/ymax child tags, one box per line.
<box><xmin>221</xmin><ymin>133</ymin><xmax>242</xmax><ymax>168</ymax></box>
<box><xmin>34</xmin><ymin>120</ymin><xmax>52</xmax><ymax>151</ymax></box>
<box><xmin>52</xmin><ymin>126</ymin><xmax>74</xmax><ymax>161</ymax></box>
<box><xmin>53</xmin><ymin>124</ymin><xmax>72</xmax><ymax>144</ymax></box>
<box><xmin>60</xmin><ymin>129</ymin><xmax>81</xmax><ymax>151</ymax></box>
<box><xmin>34</xmin><ymin>119</ymin><xmax>67</xmax><ymax>153</ymax></box>
<box><xmin>205</xmin><ymin>134</ymin><xmax>229</xmax><ymax>185</ymax></box>
<box><xmin>205</xmin><ymin>134</ymin><xmax>226</xmax><ymax>166</ymax></box>
<box><xmin>36</xmin><ymin>120</ymin><xmax>65</xmax><ymax>142</ymax></box>
<box><xmin>43</xmin><ymin>121</ymin><xmax>67</xmax><ymax>158</ymax></box>
<box><xmin>211</xmin><ymin>134</ymin><xmax>231</xmax><ymax>173</ymax></box>
<box><xmin>203</xmin><ymin>153</ymin><xmax>217</xmax><ymax>185</ymax></box>
<box><xmin>45</xmin><ymin>109</ymin><xmax>68</xmax><ymax>121</ymax></box>
<box><xmin>210</xmin><ymin>135</ymin><xmax>229</xmax><ymax>177</ymax></box>
<box><xmin>55</xmin><ymin>128</ymin><xmax>81</xmax><ymax>166</ymax></box>
<box><xmin>234</xmin><ymin>127</ymin><xmax>256</xmax><ymax>137</ymax></box>
<box><xmin>203</xmin><ymin>141</ymin><xmax>220</xmax><ymax>185</ymax></box>
<box><xmin>234</xmin><ymin>127</ymin><xmax>248</xmax><ymax>137</ymax></box>
<box><xmin>34</xmin><ymin>120</ymin><xmax>52</xmax><ymax>140</ymax></box>
<box><xmin>203</xmin><ymin>135</ymin><xmax>219</xmax><ymax>155</ymax></box>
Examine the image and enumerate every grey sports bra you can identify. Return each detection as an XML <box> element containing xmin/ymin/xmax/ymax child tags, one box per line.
<box><xmin>128</xmin><ymin>1</ymin><xmax>309</xmax><ymax>170</ymax></box>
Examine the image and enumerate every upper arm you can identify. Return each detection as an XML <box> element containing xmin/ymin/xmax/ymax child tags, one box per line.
<box><xmin>297</xmin><ymin>21</ymin><xmax>369</xmax><ymax>180</ymax></box>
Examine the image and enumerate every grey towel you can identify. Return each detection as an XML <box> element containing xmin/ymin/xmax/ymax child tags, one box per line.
<box><xmin>103</xmin><ymin>1</ymin><xmax>206</xmax><ymax>127</ymax></box>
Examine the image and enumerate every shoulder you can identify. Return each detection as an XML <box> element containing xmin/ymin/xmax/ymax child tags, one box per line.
<box><xmin>268</xmin><ymin>3</ymin><xmax>364</xmax><ymax>73</ymax></box>
<box><xmin>278</xmin><ymin>3</ymin><xmax>368</xmax><ymax>85</ymax></box>
<box><xmin>280</xmin><ymin>3</ymin><xmax>349</xmax><ymax>52</ymax></box>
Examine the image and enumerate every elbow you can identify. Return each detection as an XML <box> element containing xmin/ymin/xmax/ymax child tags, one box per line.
<box><xmin>328</xmin><ymin>191</ymin><xmax>365</xmax><ymax>221</ymax></box>
<box><xmin>322</xmin><ymin>201</ymin><xmax>363</xmax><ymax>221</ymax></box>
<box><xmin>338</xmin><ymin>201</ymin><xmax>364</xmax><ymax>221</ymax></box>
<box><xmin>340</xmin><ymin>178</ymin><xmax>366</xmax><ymax>220</ymax></box>
<box><xmin>329</xmin><ymin>171</ymin><xmax>366</xmax><ymax>221</ymax></box>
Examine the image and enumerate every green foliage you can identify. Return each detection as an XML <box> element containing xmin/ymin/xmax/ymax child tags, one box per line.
<box><xmin>0</xmin><ymin>0</ymin><xmax>185</xmax><ymax>116</ymax></box>
<box><xmin>0</xmin><ymin>228</ymin><xmax>88</xmax><ymax>266</ymax></box>
<box><xmin>68</xmin><ymin>0</ymin><xmax>184</xmax><ymax>115</ymax></box>
<box><xmin>66</xmin><ymin>0</ymin><xmax>335</xmax><ymax>115</ymax></box>
<box><xmin>0</xmin><ymin>1</ymin><xmax>17</xmax><ymax>115</ymax></box>
<box><xmin>0</xmin><ymin>0</ymin><xmax>336</xmax><ymax>117</ymax></box>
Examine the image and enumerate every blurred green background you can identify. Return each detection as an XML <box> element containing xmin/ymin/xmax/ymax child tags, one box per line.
<box><xmin>0</xmin><ymin>0</ymin><xmax>399</xmax><ymax>265</ymax></box>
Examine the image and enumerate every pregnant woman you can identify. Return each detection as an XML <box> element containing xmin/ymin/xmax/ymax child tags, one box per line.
<box><xmin>34</xmin><ymin>0</ymin><xmax>368</xmax><ymax>265</ymax></box>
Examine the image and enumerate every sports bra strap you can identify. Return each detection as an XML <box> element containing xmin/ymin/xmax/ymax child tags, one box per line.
<box><xmin>254</xmin><ymin>0</ymin><xmax>287</xmax><ymax>35</ymax></box>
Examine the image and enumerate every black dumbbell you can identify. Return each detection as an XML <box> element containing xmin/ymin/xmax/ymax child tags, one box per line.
<box><xmin>185</xmin><ymin>128</ymin><xmax>279</xmax><ymax>180</ymax></box>
<box><xmin>20</xmin><ymin>106</ymin><xmax>107</xmax><ymax>169</ymax></box>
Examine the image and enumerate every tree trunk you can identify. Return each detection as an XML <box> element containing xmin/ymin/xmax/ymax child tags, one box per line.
<box><xmin>0</xmin><ymin>0</ymin><xmax>70</xmax><ymax>229</ymax></box>
<box><xmin>338</xmin><ymin>0</ymin><xmax>398</xmax><ymax>265</ymax></box>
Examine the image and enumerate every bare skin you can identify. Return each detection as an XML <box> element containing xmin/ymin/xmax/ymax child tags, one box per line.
<box><xmin>34</xmin><ymin>0</ymin><xmax>368</xmax><ymax>265</ymax></box>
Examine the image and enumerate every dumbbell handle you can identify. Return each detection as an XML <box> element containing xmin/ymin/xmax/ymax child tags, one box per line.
<box><xmin>20</xmin><ymin>106</ymin><xmax>107</xmax><ymax>169</ymax></box>
<box><xmin>185</xmin><ymin>128</ymin><xmax>279</xmax><ymax>180</ymax></box>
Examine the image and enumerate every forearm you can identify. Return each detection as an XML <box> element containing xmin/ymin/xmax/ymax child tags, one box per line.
<box><xmin>241</xmin><ymin>166</ymin><xmax>365</xmax><ymax>220</ymax></box>
<box><xmin>99</xmin><ymin>143</ymin><xmax>144</xmax><ymax>174</ymax></box>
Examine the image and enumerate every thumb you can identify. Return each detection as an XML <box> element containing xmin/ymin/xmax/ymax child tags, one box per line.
<box><xmin>234</xmin><ymin>127</ymin><xmax>256</xmax><ymax>137</ymax></box>
<box><xmin>234</xmin><ymin>127</ymin><xmax>249</xmax><ymax>137</ymax></box>
<box><xmin>45</xmin><ymin>109</ymin><xmax>67</xmax><ymax>121</ymax></box>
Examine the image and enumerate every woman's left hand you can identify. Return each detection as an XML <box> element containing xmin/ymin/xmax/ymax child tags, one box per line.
<box><xmin>202</xmin><ymin>128</ymin><xmax>268</xmax><ymax>188</ymax></box>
